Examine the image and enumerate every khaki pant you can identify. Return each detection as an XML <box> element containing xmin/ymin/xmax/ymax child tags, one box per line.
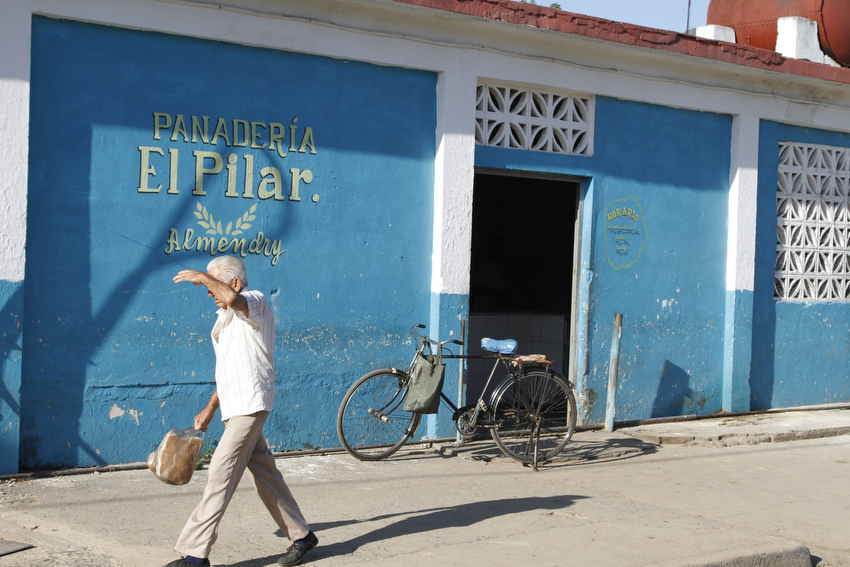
<box><xmin>175</xmin><ymin>411</ymin><xmax>310</xmax><ymax>559</ymax></box>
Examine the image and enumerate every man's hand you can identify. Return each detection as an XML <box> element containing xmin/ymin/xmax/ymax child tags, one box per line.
<box><xmin>194</xmin><ymin>406</ymin><xmax>215</xmax><ymax>433</ymax></box>
<box><xmin>194</xmin><ymin>390</ymin><xmax>220</xmax><ymax>433</ymax></box>
<box><xmin>174</xmin><ymin>269</ymin><xmax>207</xmax><ymax>285</ymax></box>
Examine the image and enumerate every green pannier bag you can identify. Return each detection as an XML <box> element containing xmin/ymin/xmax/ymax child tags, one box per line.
<box><xmin>403</xmin><ymin>350</ymin><xmax>446</xmax><ymax>414</ymax></box>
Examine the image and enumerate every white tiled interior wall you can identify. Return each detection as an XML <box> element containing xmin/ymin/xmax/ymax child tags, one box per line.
<box><xmin>465</xmin><ymin>313</ymin><xmax>565</xmax><ymax>402</ymax></box>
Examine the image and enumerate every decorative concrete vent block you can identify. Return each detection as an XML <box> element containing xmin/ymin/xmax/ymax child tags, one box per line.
<box><xmin>776</xmin><ymin>141</ymin><xmax>850</xmax><ymax>300</ymax></box>
<box><xmin>475</xmin><ymin>83</ymin><xmax>594</xmax><ymax>156</ymax></box>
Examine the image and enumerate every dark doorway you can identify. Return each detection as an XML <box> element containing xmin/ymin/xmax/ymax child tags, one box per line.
<box><xmin>467</xmin><ymin>172</ymin><xmax>579</xmax><ymax>401</ymax></box>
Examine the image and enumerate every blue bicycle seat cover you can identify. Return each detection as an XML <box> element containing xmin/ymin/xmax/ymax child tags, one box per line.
<box><xmin>481</xmin><ymin>337</ymin><xmax>517</xmax><ymax>354</ymax></box>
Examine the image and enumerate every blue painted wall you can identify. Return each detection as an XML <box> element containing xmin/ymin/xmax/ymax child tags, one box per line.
<box><xmin>23</xmin><ymin>17</ymin><xmax>436</xmax><ymax>470</ymax></box>
<box><xmin>0</xmin><ymin>281</ymin><xmax>23</xmax><ymax>475</ymax></box>
<box><xmin>752</xmin><ymin>121</ymin><xmax>850</xmax><ymax>410</ymax></box>
<box><xmin>23</xmin><ymin>16</ymin><xmax>849</xmax><ymax>472</ymax></box>
<box><xmin>722</xmin><ymin>288</ymin><xmax>754</xmax><ymax>412</ymax></box>
<box><xmin>422</xmin><ymin>292</ymin><xmax>469</xmax><ymax>439</ymax></box>
<box><xmin>476</xmin><ymin>97</ymin><xmax>733</xmax><ymax>423</ymax></box>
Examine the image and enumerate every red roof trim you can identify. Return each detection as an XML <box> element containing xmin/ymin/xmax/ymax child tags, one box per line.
<box><xmin>392</xmin><ymin>0</ymin><xmax>850</xmax><ymax>85</ymax></box>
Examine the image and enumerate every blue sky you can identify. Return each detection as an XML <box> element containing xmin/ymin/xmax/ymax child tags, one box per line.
<box><xmin>549</xmin><ymin>0</ymin><xmax>712</xmax><ymax>33</ymax></box>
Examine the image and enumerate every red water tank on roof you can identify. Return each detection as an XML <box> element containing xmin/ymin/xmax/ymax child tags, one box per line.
<box><xmin>706</xmin><ymin>0</ymin><xmax>850</xmax><ymax>67</ymax></box>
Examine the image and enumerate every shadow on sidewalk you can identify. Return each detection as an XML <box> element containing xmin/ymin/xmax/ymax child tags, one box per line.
<box><xmin>415</xmin><ymin>434</ymin><xmax>659</xmax><ymax>468</ymax></box>
<box><xmin>550</xmin><ymin>435</ymin><xmax>659</xmax><ymax>465</ymax></box>
<box><xmin>217</xmin><ymin>494</ymin><xmax>587</xmax><ymax>566</ymax></box>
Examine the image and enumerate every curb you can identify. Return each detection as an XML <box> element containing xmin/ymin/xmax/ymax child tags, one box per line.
<box><xmin>623</xmin><ymin>426</ymin><xmax>850</xmax><ymax>447</ymax></box>
<box><xmin>336</xmin><ymin>537</ymin><xmax>814</xmax><ymax>567</ymax></box>
<box><xmin>667</xmin><ymin>541</ymin><xmax>812</xmax><ymax>567</ymax></box>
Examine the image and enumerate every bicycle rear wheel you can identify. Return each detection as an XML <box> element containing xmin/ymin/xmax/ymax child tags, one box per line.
<box><xmin>337</xmin><ymin>368</ymin><xmax>421</xmax><ymax>461</ymax></box>
<box><xmin>490</xmin><ymin>368</ymin><xmax>576</xmax><ymax>464</ymax></box>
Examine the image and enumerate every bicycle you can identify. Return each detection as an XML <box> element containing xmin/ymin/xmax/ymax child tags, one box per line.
<box><xmin>336</xmin><ymin>324</ymin><xmax>577</xmax><ymax>469</ymax></box>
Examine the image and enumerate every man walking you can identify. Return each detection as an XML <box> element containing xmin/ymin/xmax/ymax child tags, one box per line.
<box><xmin>166</xmin><ymin>255</ymin><xmax>318</xmax><ymax>567</ymax></box>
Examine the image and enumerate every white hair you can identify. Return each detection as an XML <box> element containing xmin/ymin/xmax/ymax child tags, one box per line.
<box><xmin>207</xmin><ymin>256</ymin><xmax>248</xmax><ymax>290</ymax></box>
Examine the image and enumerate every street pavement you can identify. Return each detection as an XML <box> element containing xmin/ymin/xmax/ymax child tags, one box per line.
<box><xmin>1</xmin><ymin>406</ymin><xmax>848</xmax><ymax>567</ymax></box>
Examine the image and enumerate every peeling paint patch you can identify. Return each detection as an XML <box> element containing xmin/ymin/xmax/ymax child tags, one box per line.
<box><xmin>109</xmin><ymin>404</ymin><xmax>125</xmax><ymax>419</ymax></box>
<box><xmin>128</xmin><ymin>409</ymin><xmax>140</xmax><ymax>425</ymax></box>
<box><xmin>579</xmin><ymin>388</ymin><xmax>596</xmax><ymax>419</ymax></box>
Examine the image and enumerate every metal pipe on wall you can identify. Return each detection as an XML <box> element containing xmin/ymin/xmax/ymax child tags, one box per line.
<box><xmin>605</xmin><ymin>313</ymin><xmax>624</xmax><ymax>432</ymax></box>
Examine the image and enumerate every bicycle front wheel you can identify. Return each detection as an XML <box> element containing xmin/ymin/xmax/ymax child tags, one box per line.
<box><xmin>337</xmin><ymin>368</ymin><xmax>421</xmax><ymax>461</ymax></box>
<box><xmin>490</xmin><ymin>368</ymin><xmax>577</xmax><ymax>464</ymax></box>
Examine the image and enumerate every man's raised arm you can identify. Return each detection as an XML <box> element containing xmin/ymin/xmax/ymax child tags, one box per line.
<box><xmin>174</xmin><ymin>269</ymin><xmax>249</xmax><ymax>316</ymax></box>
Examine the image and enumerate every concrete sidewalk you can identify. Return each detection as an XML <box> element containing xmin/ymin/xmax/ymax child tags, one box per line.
<box><xmin>1</xmin><ymin>407</ymin><xmax>848</xmax><ymax>567</ymax></box>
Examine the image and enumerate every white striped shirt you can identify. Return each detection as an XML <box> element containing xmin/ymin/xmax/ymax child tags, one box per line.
<box><xmin>210</xmin><ymin>289</ymin><xmax>275</xmax><ymax>421</ymax></box>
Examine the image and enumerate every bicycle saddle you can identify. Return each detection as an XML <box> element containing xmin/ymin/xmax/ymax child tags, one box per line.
<box><xmin>480</xmin><ymin>337</ymin><xmax>517</xmax><ymax>354</ymax></box>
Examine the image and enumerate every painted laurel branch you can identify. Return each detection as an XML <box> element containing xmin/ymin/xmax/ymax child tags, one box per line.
<box><xmin>194</xmin><ymin>202</ymin><xmax>258</xmax><ymax>236</ymax></box>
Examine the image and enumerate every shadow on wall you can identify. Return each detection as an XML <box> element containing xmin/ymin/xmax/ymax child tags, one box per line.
<box><xmin>651</xmin><ymin>359</ymin><xmax>695</xmax><ymax>418</ymax></box>
<box><xmin>20</xmin><ymin>194</ymin><xmax>188</xmax><ymax>470</ymax></box>
<box><xmin>18</xmin><ymin>186</ymin><xmax>279</xmax><ymax>470</ymax></box>
<box><xmin>750</xmin><ymin>124</ymin><xmax>781</xmax><ymax>411</ymax></box>
<box><xmin>749</xmin><ymin>295</ymin><xmax>775</xmax><ymax>410</ymax></box>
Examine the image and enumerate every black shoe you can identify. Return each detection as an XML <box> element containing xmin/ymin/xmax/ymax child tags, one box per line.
<box><xmin>163</xmin><ymin>558</ymin><xmax>211</xmax><ymax>567</ymax></box>
<box><xmin>277</xmin><ymin>531</ymin><xmax>318</xmax><ymax>566</ymax></box>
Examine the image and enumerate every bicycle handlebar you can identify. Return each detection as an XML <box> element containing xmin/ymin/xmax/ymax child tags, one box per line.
<box><xmin>409</xmin><ymin>324</ymin><xmax>463</xmax><ymax>348</ymax></box>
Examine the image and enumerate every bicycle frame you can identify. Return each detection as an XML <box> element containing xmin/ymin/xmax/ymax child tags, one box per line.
<box><xmin>407</xmin><ymin>324</ymin><xmax>541</xmax><ymax>435</ymax></box>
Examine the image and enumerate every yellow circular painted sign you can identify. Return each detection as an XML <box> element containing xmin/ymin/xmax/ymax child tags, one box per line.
<box><xmin>604</xmin><ymin>197</ymin><xmax>647</xmax><ymax>269</ymax></box>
